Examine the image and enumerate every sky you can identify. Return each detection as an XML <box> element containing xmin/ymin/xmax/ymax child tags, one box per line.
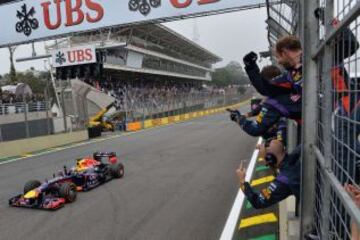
<box><xmin>0</xmin><ymin>7</ymin><xmax>269</xmax><ymax>75</ymax></box>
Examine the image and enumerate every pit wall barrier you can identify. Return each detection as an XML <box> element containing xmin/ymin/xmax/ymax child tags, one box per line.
<box><xmin>126</xmin><ymin>101</ymin><xmax>249</xmax><ymax>132</ymax></box>
<box><xmin>0</xmin><ymin>130</ymin><xmax>89</xmax><ymax>159</ymax></box>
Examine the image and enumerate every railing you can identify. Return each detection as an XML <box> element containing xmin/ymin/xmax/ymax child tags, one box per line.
<box><xmin>0</xmin><ymin>101</ymin><xmax>48</xmax><ymax>115</ymax></box>
<box><xmin>122</xmin><ymin>91</ymin><xmax>250</xmax><ymax>123</ymax></box>
<box><xmin>265</xmin><ymin>0</ymin><xmax>360</xmax><ymax>239</ymax></box>
<box><xmin>301</xmin><ymin>0</ymin><xmax>360</xmax><ymax>239</ymax></box>
<box><xmin>0</xmin><ymin>101</ymin><xmax>54</xmax><ymax>142</ymax></box>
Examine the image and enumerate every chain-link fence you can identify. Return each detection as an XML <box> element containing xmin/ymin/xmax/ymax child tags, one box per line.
<box><xmin>304</xmin><ymin>0</ymin><xmax>360</xmax><ymax>239</ymax></box>
<box><xmin>265</xmin><ymin>0</ymin><xmax>360</xmax><ymax>239</ymax></box>
<box><xmin>120</xmin><ymin>90</ymin><xmax>251</xmax><ymax>128</ymax></box>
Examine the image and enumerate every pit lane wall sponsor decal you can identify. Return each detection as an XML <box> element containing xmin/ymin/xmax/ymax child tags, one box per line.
<box><xmin>0</xmin><ymin>0</ymin><xmax>265</xmax><ymax>47</ymax></box>
<box><xmin>51</xmin><ymin>45</ymin><xmax>96</xmax><ymax>68</ymax></box>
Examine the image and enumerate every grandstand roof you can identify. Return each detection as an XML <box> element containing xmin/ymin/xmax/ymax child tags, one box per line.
<box><xmin>266</xmin><ymin>0</ymin><xmax>298</xmax><ymax>55</ymax></box>
<box><xmin>131</xmin><ymin>24</ymin><xmax>222</xmax><ymax>63</ymax></box>
<box><xmin>46</xmin><ymin>24</ymin><xmax>222</xmax><ymax>65</ymax></box>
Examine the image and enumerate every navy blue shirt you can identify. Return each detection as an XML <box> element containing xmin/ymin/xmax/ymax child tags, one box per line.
<box><xmin>242</xmin><ymin>147</ymin><xmax>301</xmax><ymax>209</ymax></box>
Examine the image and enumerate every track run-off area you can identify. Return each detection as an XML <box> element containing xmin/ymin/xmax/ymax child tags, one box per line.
<box><xmin>0</xmin><ymin>111</ymin><xmax>260</xmax><ymax>240</ymax></box>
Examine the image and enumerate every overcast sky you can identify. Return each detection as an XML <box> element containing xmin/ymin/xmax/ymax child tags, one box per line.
<box><xmin>0</xmin><ymin>8</ymin><xmax>269</xmax><ymax>75</ymax></box>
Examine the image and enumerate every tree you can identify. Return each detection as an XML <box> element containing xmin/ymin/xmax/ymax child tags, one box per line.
<box><xmin>211</xmin><ymin>61</ymin><xmax>249</xmax><ymax>87</ymax></box>
<box><xmin>2</xmin><ymin>70</ymin><xmax>51</xmax><ymax>94</ymax></box>
<box><xmin>8</xmin><ymin>46</ymin><xmax>17</xmax><ymax>84</ymax></box>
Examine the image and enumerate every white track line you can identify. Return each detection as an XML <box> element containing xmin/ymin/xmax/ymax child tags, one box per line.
<box><xmin>219</xmin><ymin>137</ymin><xmax>262</xmax><ymax>240</ymax></box>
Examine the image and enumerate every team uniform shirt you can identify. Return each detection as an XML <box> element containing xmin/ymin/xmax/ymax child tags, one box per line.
<box><xmin>238</xmin><ymin>98</ymin><xmax>289</xmax><ymax>145</ymax></box>
<box><xmin>242</xmin><ymin>146</ymin><xmax>301</xmax><ymax>209</ymax></box>
<box><xmin>245</xmin><ymin>63</ymin><xmax>303</xmax><ymax>124</ymax></box>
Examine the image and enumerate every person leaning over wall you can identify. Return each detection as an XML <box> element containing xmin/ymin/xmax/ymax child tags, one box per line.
<box><xmin>236</xmin><ymin>140</ymin><xmax>301</xmax><ymax>209</ymax></box>
<box><xmin>229</xmin><ymin>65</ymin><xmax>287</xmax><ymax>146</ymax></box>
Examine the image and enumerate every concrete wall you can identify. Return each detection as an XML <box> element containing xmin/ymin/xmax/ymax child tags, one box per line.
<box><xmin>0</xmin><ymin>119</ymin><xmax>54</xmax><ymax>141</ymax></box>
<box><xmin>53</xmin><ymin>117</ymin><xmax>72</xmax><ymax>133</ymax></box>
<box><xmin>0</xmin><ymin>111</ymin><xmax>50</xmax><ymax>124</ymax></box>
<box><xmin>0</xmin><ymin>130</ymin><xmax>88</xmax><ymax>159</ymax></box>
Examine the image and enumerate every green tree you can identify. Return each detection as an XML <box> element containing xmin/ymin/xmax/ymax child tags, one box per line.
<box><xmin>211</xmin><ymin>61</ymin><xmax>249</xmax><ymax>87</ymax></box>
<box><xmin>2</xmin><ymin>70</ymin><xmax>51</xmax><ymax>95</ymax></box>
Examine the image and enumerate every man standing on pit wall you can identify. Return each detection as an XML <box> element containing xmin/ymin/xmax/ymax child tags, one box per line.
<box><xmin>244</xmin><ymin>37</ymin><xmax>303</xmax><ymax>98</ymax></box>
<box><xmin>236</xmin><ymin>140</ymin><xmax>301</xmax><ymax>209</ymax></box>
<box><xmin>243</xmin><ymin>37</ymin><xmax>303</xmax><ymax>131</ymax></box>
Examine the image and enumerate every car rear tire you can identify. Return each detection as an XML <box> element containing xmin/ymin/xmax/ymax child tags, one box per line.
<box><xmin>23</xmin><ymin>180</ymin><xmax>41</xmax><ymax>194</ymax></box>
<box><xmin>59</xmin><ymin>182</ymin><xmax>77</xmax><ymax>203</ymax></box>
<box><xmin>110</xmin><ymin>163</ymin><xmax>124</xmax><ymax>178</ymax></box>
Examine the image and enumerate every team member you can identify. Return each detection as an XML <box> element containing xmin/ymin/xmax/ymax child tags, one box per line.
<box><xmin>243</xmin><ymin>37</ymin><xmax>303</xmax><ymax>97</ymax></box>
<box><xmin>229</xmin><ymin>65</ymin><xmax>288</xmax><ymax>144</ymax></box>
<box><xmin>245</xmin><ymin>98</ymin><xmax>263</xmax><ymax>118</ymax></box>
<box><xmin>243</xmin><ymin>37</ymin><xmax>303</xmax><ymax>124</ymax></box>
<box><xmin>236</xmin><ymin>140</ymin><xmax>301</xmax><ymax>209</ymax></box>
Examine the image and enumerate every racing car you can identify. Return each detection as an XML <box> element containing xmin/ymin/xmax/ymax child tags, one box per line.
<box><xmin>72</xmin><ymin>151</ymin><xmax>125</xmax><ymax>191</ymax></box>
<box><xmin>8</xmin><ymin>177</ymin><xmax>77</xmax><ymax>210</ymax></box>
<box><xmin>9</xmin><ymin>152</ymin><xmax>124</xmax><ymax>210</ymax></box>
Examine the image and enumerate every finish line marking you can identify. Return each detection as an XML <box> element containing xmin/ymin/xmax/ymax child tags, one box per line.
<box><xmin>219</xmin><ymin>137</ymin><xmax>262</xmax><ymax>240</ymax></box>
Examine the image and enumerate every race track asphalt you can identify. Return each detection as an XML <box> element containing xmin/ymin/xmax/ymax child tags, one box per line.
<box><xmin>0</xmin><ymin>112</ymin><xmax>257</xmax><ymax>240</ymax></box>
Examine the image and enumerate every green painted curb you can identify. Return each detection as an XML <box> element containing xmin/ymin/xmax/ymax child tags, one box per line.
<box><xmin>256</xmin><ymin>165</ymin><xmax>270</xmax><ymax>172</ymax></box>
<box><xmin>248</xmin><ymin>234</ymin><xmax>277</xmax><ymax>240</ymax></box>
<box><xmin>245</xmin><ymin>201</ymin><xmax>253</xmax><ymax>209</ymax></box>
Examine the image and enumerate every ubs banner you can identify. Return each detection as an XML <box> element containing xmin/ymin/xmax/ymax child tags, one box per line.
<box><xmin>51</xmin><ymin>45</ymin><xmax>96</xmax><ymax>68</ymax></box>
<box><xmin>0</xmin><ymin>0</ymin><xmax>265</xmax><ymax>47</ymax></box>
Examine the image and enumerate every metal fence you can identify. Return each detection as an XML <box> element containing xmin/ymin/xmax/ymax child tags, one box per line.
<box><xmin>0</xmin><ymin>101</ymin><xmax>79</xmax><ymax>142</ymax></box>
<box><xmin>122</xmin><ymin>90</ymin><xmax>250</xmax><ymax>124</ymax></box>
<box><xmin>0</xmin><ymin>102</ymin><xmax>48</xmax><ymax>115</ymax></box>
<box><xmin>0</xmin><ymin>101</ymin><xmax>54</xmax><ymax>142</ymax></box>
<box><xmin>302</xmin><ymin>0</ymin><xmax>360</xmax><ymax>239</ymax></box>
<box><xmin>265</xmin><ymin>0</ymin><xmax>360</xmax><ymax>239</ymax></box>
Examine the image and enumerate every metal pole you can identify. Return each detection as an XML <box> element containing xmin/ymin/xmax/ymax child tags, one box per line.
<box><xmin>319</xmin><ymin>1</ymin><xmax>334</xmax><ymax>238</ymax></box>
<box><xmin>124</xmin><ymin>88</ymin><xmax>128</xmax><ymax>131</ymax></box>
<box><xmin>24</xmin><ymin>102</ymin><xmax>30</xmax><ymax>138</ymax></box>
<box><xmin>45</xmin><ymin>101</ymin><xmax>51</xmax><ymax>135</ymax></box>
<box><xmin>48</xmin><ymin>62</ymin><xmax>61</xmax><ymax>110</ymax></box>
<box><xmin>60</xmin><ymin>80</ymin><xmax>68</xmax><ymax>133</ymax></box>
<box><xmin>0</xmin><ymin>125</ymin><xmax>3</xmax><ymax>142</ymax></box>
<box><xmin>300</xmin><ymin>0</ymin><xmax>320</xmax><ymax>237</ymax></box>
<box><xmin>44</xmin><ymin>82</ymin><xmax>51</xmax><ymax>135</ymax></box>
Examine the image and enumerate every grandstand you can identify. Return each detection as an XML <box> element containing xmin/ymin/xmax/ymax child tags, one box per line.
<box><xmin>45</xmin><ymin>24</ymin><xmax>233</xmax><ymax>128</ymax></box>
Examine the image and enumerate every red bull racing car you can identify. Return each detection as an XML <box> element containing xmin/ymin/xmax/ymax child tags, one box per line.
<box><xmin>9</xmin><ymin>152</ymin><xmax>125</xmax><ymax>210</ymax></box>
